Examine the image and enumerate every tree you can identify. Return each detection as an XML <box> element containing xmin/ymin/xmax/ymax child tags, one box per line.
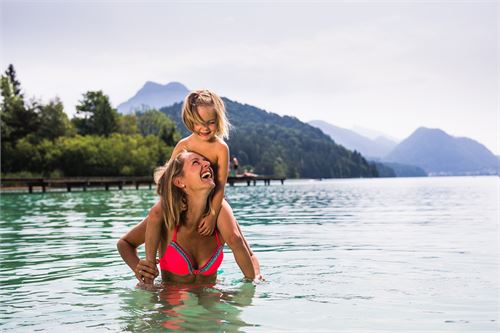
<box><xmin>136</xmin><ymin>109</ymin><xmax>180</xmax><ymax>146</ymax></box>
<box><xmin>56</xmin><ymin>134</ymin><xmax>171</xmax><ymax>177</ymax></box>
<box><xmin>0</xmin><ymin>65</ymin><xmax>39</xmax><ymax>143</ymax></box>
<box><xmin>37</xmin><ymin>98</ymin><xmax>75</xmax><ymax>140</ymax></box>
<box><xmin>5</xmin><ymin>64</ymin><xmax>22</xmax><ymax>97</ymax></box>
<box><xmin>117</xmin><ymin>114</ymin><xmax>138</xmax><ymax>135</ymax></box>
<box><xmin>73</xmin><ymin>90</ymin><xmax>119</xmax><ymax>136</ymax></box>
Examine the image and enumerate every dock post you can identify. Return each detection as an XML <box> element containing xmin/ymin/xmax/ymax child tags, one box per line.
<box><xmin>135</xmin><ymin>182</ymin><xmax>139</xmax><ymax>190</ymax></box>
<box><xmin>29</xmin><ymin>185</ymin><xmax>33</xmax><ymax>193</ymax></box>
<box><xmin>119</xmin><ymin>183</ymin><xmax>123</xmax><ymax>190</ymax></box>
<box><xmin>105</xmin><ymin>184</ymin><xmax>109</xmax><ymax>191</ymax></box>
<box><xmin>42</xmin><ymin>185</ymin><xmax>46</xmax><ymax>193</ymax></box>
<box><xmin>253</xmin><ymin>180</ymin><xmax>256</xmax><ymax>186</ymax></box>
<box><xmin>67</xmin><ymin>184</ymin><xmax>71</xmax><ymax>192</ymax></box>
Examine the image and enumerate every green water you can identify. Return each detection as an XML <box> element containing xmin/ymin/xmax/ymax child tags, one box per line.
<box><xmin>1</xmin><ymin>177</ymin><xmax>499</xmax><ymax>332</ymax></box>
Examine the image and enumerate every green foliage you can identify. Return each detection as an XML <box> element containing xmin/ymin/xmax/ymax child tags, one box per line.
<box><xmin>36</xmin><ymin>98</ymin><xmax>76</xmax><ymax>140</ymax></box>
<box><xmin>1</xmin><ymin>67</ymin><xmax>39</xmax><ymax>143</ymax></box>
<box><xmin>56</xmin><ymin>134</ymin><xmax>171</xmax><ymax>176</ymax></box>
<box><xmin>4</xmin><ymin>64</ymin><xmax>22</xmax><ymax>97</ymax></box>
<box><xmin>118</xmin><ymin>114</ymin><xmax>139</xmax><ymax>135</ymax></box>
<box><xmin>3</xmin><ymin>134</ymin><xmax>171</xmax><ymax>177</ymax></box>
<box><xmin>136</xmin><ymin>109</ymin><xmax>180</xmax><ymax>146</ymax></box>
<box><xmin>74</xmin><ymin>90</ymin><xmax>119</xmax><ymax>136</ymax></box>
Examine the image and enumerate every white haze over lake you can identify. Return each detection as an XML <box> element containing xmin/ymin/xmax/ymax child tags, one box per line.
<box><xmin>1</xmin><ymin>0</ymin><xmax>498</xmax><ymax>154</ymax></box>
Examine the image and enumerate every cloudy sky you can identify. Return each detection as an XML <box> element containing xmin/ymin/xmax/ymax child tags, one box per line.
<box><xmin>1</xmin><ymin>0</ymin><xmax>498</xmax><ymax>153</ymax></box>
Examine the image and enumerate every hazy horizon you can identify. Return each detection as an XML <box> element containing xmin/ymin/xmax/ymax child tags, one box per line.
<box><xmin>1</xmin><ymin>0</ymin><xmax>498</xmax><ymax>154</ymax></box>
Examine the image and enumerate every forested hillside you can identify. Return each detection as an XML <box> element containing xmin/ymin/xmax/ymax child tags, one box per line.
<box><xmin>160</xmin><ymin>99</ymin><xmax>378</xmax><ymax>178</ymax></box>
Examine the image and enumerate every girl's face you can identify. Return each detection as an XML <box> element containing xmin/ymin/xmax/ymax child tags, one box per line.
<box><xmin>193</xmin><ymin>105</ymin><xmax>218</xmax><ymax>141</ymax></box>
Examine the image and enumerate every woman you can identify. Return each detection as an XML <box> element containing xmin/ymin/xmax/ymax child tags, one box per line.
<box><xmin>117</xmin><ymin>151</ymin><xmax>261</xmax><ymax>284</ymax></box>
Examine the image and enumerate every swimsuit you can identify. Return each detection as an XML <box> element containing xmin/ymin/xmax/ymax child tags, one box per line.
<box><xmin>159</xmin><ymin>227</ymin><xmax>224</xmax><ymax>276</ymax></box>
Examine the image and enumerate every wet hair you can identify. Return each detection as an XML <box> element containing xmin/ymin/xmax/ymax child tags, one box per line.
<box><xmin>181</xmin><ymin>90</ymin><xmax>230</xmax><ymax>139</ymax></box>
<box><xmin>154</xmin><ymin>151</ymin><xmax>214</xmax><ymax>230</ymax></box>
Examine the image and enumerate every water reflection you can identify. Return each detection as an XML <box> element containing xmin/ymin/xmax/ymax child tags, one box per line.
<box><xmin>119</xmin><ymin>282</ymin><xmax>257</xmax><ymax>332</ymax></box>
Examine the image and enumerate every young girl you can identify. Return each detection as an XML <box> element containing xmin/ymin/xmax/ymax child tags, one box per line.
<box><xmin>143</xmin><ymin>90</ymin><xmax>260</xmax><ymax>283</ymax></box>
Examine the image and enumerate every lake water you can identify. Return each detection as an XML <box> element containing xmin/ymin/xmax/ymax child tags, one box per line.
<box><xmin>1</xmin><ymin>176</ymin><xmax>498</xmax><ymax>332</ymax></box>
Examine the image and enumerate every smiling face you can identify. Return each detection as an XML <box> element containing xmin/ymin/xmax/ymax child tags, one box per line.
<box><xmin>175</xmin><ymin>152</ymin><xmax>216</xmax><ymax>193</ymax></box>
<box><xmin>193</xmin><ymin>105</ymin><xmax>218</xmax><ymax>141</ymax></box>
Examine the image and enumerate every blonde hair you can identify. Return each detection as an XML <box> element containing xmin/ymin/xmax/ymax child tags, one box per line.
<box><xmin>181</xmin><ymin>89</ymin><xmax>230</xmax><ymax>139</ymax></box>
<box><xmin>154</xmin><ymin>151</ymin><xmax>214</xmax><ymax>230</ymax></box>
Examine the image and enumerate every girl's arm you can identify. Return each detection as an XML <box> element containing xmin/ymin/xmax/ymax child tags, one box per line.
<box><xmin>198</xmin><ymin>142</ymin><xmax>229</xmax><ymax>236</ymax></box>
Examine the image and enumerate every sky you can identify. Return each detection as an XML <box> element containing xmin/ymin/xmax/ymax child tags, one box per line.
<box><xmin>1</xmin><ymin>0</ymin><xmax>498</xmax><ymax>154</ymax></box>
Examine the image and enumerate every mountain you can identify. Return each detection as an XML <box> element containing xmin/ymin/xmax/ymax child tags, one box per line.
<box><xmin>379</xmin><ymin>162</ymin><xmax>427</xmax><ymax>177</ymax></box>
<box><xmin>117</xmin><ymin>81</ymin><xmax>189</xmax><ymax>114</ymax></box>
<box><xmin>309</xmin><ymin>120</ymin><xmax>397</xmax><ymax>158</ymax></box>
<box><xmin>385</xmin><ymin>127</ymin><xmax>499</xmax><ymax>175</ymax></box>
<box><xmin>351</xmin><ymin>125</ymin><xmax>399</xmax><ymax>142</ymax></box>
<box><xmin>160</xmin><ymin>99</ymin><xmax>379</xmax><ymax>178</ymax></box>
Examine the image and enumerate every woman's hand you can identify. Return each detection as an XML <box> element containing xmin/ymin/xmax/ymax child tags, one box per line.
<box><xmin>134</xmin><ymin>258</ymin><xmax>159</xmax><ymax>284</ymax></box>
<box><xmin>254</xmin><ymin>274</ymin><xmax>265</xmax><ymax>282</ymax></box>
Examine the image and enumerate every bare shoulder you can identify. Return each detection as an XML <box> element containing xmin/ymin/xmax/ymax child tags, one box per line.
<box><xmin>214</xmin><ymin>138</ymin><xmax>229</xmax><ymax>153</ymax></box>
<box><xmin>171</xmin><ymin>136</ymin><xmax>193</xmax><ymax>158</ymax></box>
<box><xmin>175</xmin><ymin>136</ymin><xmax>192</xmax><ymax>149</ymax></box>
<box><xmin>149</xmin><ymin>201</ymin><xmax>163</xmax><ymax>221</ymax></box>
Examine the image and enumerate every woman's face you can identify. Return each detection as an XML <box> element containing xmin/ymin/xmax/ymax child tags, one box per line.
<box><xmin>178</xmin><ymin>152</ymin><xmax>215</xmax><ymax>192</ymax></box>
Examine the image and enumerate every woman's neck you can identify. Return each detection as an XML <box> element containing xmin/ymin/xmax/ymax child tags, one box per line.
<box><xmin>184</xmin><ymin>193</ymin><xmax>209</xmax><ymax>228</ymax></box>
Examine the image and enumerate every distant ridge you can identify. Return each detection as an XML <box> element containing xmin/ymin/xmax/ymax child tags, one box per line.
<box><xmin>385</xmin><ymin>127</ymin><xmax>499</xmax><ymax>175</ymax></box>
<box><xmin>309</xmin><ymin>120</ymin><xmax>397</xmax><ymax>158</ymax></box>
<box><xmin>351</xmin><ymin>125</ymin><xmax>399</xmax><ymax>142</ymax></box>
<box><xmin>117</xmin><ymin>81</ymin><xmax>189</xmax><ymax>114</ymax></box>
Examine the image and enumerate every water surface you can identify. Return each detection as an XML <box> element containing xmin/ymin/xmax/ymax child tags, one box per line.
<box><xmin>1</xmin><ymin>176</ymin><xmax>498</xmax><ymax>332</ymax></box>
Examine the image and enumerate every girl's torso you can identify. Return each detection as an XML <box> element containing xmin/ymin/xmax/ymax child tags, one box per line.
<box><xmin>181</xmin><ymin>135</ymin><xmax>225</xmax><ymax>172</ymax></box>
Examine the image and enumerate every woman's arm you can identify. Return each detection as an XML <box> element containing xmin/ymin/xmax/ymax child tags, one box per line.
<box><xmin>218</xmin><ymin>212</ymin><xmax>263</xmax><ymax>281</ymax></box>
<box><xmin>117</xmin><ymin>203</ymin><xmax>164</xmax><ymax>283</ymax></box>
<box><xmin>144</xmin><ymin>201</ymin><xmax>166</xmax><ymax>284</ymax></box>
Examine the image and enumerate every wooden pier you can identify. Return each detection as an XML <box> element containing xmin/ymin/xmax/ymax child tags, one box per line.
<box><xmin>0</xmin><ymin>177</ymin><xmax>154</xmax><ymax>193</ymax></box>
<box><xmin>1</xmin><ymin>175</ymin><xmax>285</xmax><ymax>193</ymax></box>
<box><xmin>227</xmin><ymin>176</ymin><xmax>286</xmax><ymax>186</ymax></box>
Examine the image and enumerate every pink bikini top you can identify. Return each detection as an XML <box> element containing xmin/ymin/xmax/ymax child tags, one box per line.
<box><xmin>159</xmin><ymin>227</ymin><xmax>224</xmax><ymax>276</ymax></box>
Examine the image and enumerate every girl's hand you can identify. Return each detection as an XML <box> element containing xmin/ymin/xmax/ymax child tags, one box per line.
<box><xmin>135</xmin><ymin>258</ymin><xmax>159</xmax><ymax>284</ymax></box>
<box><xmin>198</xmin><ymin>215</ymin><xmax>216</xmax><ymax>236</ymax></box>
